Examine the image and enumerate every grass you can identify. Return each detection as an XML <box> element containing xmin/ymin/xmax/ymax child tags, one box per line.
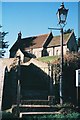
<box><xmin>2</xmin><ymin>112</ymin><xmax>80</xmax><ymax>119</ymax></box>
<box><xmin>2</xmin><ymin>104</ymin><xmax>80</xmax><ymax>119</ymax></box>
<box><xmin>22</xmin><ymin>112</ymin><xmax>80</xmax><ymax>119</ymax></box>
<box><xmin>37</xmin><ymin>56</ymin><xmax>59</xmax><ymax>63</ymax></box>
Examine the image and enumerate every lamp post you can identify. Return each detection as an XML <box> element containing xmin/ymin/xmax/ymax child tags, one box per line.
<box><xmin>49</xmin><ymin>2</ymin><xmax>68</xmax><ymax>105</ymax></box>
<box><xmin>57</xmin><ymin>2</ymin><xmax>68</xmax><ymax>105</ymax></box>
<box><xmin>16</xmin><ymin>56</ymin><xmax>21</xmax><ymax>117</ymax></box>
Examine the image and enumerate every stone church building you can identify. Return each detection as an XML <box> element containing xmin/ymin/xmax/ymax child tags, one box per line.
<box><xmin>10</xmin><ymin>30</ymin><xmax>77</xmax><ymax>62</ymax></box>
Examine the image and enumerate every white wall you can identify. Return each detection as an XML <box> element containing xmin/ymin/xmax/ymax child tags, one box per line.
<box><xmin>47</xmin><ymin>47</ymin><xmax>53</xmax><ymax>56</ymax></box>
<box><xmin>53</xmin><ymin>45</ymin><xmax>67</xmax><ymax>56</ymax></box>
<box><xmin>33</xmin><ymin>48</ymin><xmax>43</xmax><ymax>58</ymax></box>
<box><xmin>16</xmin><ymin>49</ymin><xmax>24</xmax><ymax>62</ymax></box>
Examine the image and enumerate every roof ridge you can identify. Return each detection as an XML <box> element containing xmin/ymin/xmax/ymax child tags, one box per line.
<box><xmin>21</xmin><ymin>33</ymin><xmax>49</xmax><ymax>40</ymax></box>
<box><xmin>37</xmin><ymin>33</ymin><xmax>49</xmax><ymax>37</ymax></box>
<box><xmin>42</xmin><ymin>32</ymin><xmax>52</xmax><ymax>47</ymax></box>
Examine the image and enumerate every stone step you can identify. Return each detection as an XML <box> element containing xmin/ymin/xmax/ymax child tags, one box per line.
<box><xmin>12</xmin><ymin>105</ymin><xmax>59</xmax><ymax>113</ymax></box>
<box><xmin>20</xmin><ymin>105</ymin><xmax>52</xmax><ymax>107</ymax></box>
<box><xmin>21</xmin><ymin>100</ymin><xmax>49</xmax><ymax>105</ymax></box>
<box><xmin>20</xmin><ymin>107</ymin><xmax>59</xmax><ymax>112</ymax></box>
<box><xmin>20</xmin><ymin>111</ymin><xmax>60</xmax><ymax>118</ymax></box>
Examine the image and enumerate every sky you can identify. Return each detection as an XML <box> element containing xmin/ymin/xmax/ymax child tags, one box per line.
<box><xmin>1</xmin><ymin>0</ymin><xmax>79</xmax><ymax>2</ymax></box>
<box><xmin>0</xmin><ymin>1</ymin><xmax>79</xmax><ymax>57</ymax></box>
<box><xmin>78</xmin><ymin>2</ymin><xmax>80</xmax><ymax>37</ymax></box>
<box><xmin>0</xmin><ymin>2</ymin><xmax>2</xmax><ymax>29</ymax></box>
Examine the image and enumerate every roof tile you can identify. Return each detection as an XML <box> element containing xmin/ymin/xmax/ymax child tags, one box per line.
<box><xmin>48</xmin><ymin>33</ymin><xmax>71</xmax><ymax>47</ymax></box>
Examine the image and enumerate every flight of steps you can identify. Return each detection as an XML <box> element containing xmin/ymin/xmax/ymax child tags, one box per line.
<box><xmin>12</xmin><ymin>97</ymin><xmax>60</xmax><ymax>118</ymax></box>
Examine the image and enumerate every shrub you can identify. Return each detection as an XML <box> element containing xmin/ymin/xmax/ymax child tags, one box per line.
<box><xmin>2</xmin><ymin>111</ymin><xmax>17</xmax><ymax>119</ymax></box>
<box><xmin>23</xmin><ymin>112</ymin><xmax>80</xmax><ymax>120</ymax></box>
<box><xmin>66</xmin><ymin>112</ymin><xmax>80</xmax><ymax>119</ymax></box>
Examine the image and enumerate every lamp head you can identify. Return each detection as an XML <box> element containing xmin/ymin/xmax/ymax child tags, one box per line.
<box><xmin>57</xmin><ymin>2</ymin><xmax>68</xmax><ymax>25</ymax></box>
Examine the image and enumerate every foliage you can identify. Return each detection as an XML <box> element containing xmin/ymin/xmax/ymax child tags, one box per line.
<box><xmin>37</xmin><ymin>53</ymin><xmax>80</xmax><ymax>85</ymax></box>
<box><xmin>51</xmin><ymin>53</ymin><xmax>80</xmax><ymax>83</ymax></box>
<box><xmin>55</xmin><ymin>103</ymin><xmax>74</xmax><ymax>108</ymax></box>
<box><xmin>64</xmin><ymin>29</ymin><xmax>72</xmax><ymax>34</ymax></box>
<box><xmin>0</xmin><ymin>26</ymin><xmax>9</xmax><ymax>57</ymax></box>
<box><xmin>2</xmin><ymin>110</ymin><xmax>80</xmax><ymax>119</ymax></box>
<box><xmin>66</xmin><ymin>112</ymin><xmax>80</xmax><ymax>119</ymax></box>
<box><xmin>37</xmin><ymin>53</ymin><xmax>80</xmax><ymax>104</ymax></box>
<box><xmin>2</xmin><ymin>111</ymin><xmax>17</xmax><ymax>119</ymax></box>
<box><xmin>53</xmin><ymin>53</ymin><xmax>80</xmax><ymax>104</ymax></box>
<box><xmin>37</xmin><ymin>52</ymin><xmax>80</xmax><ymax>66</ymax></box>
<box><xmin>22</xmin><ymin>112</ymin><xmax>80</xmax><ymax>119</ymax></box>
<box><xmin>51</xmin><ymin>52</ymin><xmax>80</xmax><ymax>65</ymax></box>
<box><xmin>78</xmin><ymin>37</ymin><xmax>80</xmax><ymax>47</ymax></box>
<box><xmin>1</xmin><ymin>108</ymin><xmax>80</xmax><ymax>120</ymax></box>
<box><xmin>64</xmin><ymin>52</ymin><xmax>80</xmax><ymax>65</ymax></box>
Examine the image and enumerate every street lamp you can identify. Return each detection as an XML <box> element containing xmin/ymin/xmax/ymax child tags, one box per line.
<box><xmin>56</xmin><ymin>2</ymin><xmax>68</xmax><ymax>26</ymax></box>
<box><xmin>48</xmin><ymin>3</ymin><xmax>68</xmax><ymax>105</ymax></box>
<box><xmin>16</xmin><ymin>56</ymin><xmax>21</xmax><ymax>117</ymax></box>
<box><xmin>56</xmin><ymin>2</ymin><xmax>68</xmax><ymax>105</ymax></box>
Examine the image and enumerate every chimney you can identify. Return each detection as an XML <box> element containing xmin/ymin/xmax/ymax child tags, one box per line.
<box><xmin>18</xmin><ymin>31</ymin><xmax>22</xmax><ymax>40</ymax></box>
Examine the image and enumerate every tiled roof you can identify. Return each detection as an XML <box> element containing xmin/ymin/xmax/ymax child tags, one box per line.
<box><xmin>10</xmin><ymin>30</ymin><xmax>74</xmax><ymax>52</ymax></box>
<box><xmin>10</xmin><ymin>33</ymin><xmax>50</xmax><ymax>51</ymax></box>
<box><xmin>48</xmin><ymin>32</ymin><xmax>72</xmax><ymax>47</ymax></box>
<box><xmin>25</xmin><ymin>33</ymin><xmax>49</xmax><ymax>49</ymax></box>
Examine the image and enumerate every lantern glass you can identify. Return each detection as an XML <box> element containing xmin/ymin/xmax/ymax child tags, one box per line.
<box><xmin>57</xmin><ymin>3</ymin><xmax>68</xmax><ymax>25</ymax></box>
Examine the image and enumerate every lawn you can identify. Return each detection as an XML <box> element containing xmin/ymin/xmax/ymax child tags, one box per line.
<box><xmin>37</xmin><ymin>56</ymin><xmax>59</xmax><ymax>63</ymax></box>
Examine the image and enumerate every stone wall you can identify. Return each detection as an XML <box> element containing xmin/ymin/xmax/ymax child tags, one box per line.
<box><xmin>0</xmin><ymin>58</ymin><xmax>17</xmax><ymax>110</ymax></box>
<box><xmin>22</xmin><ymin>58</ymin><xmax>49</xmax><ymax>75</ymax></box>
<box><xmin>0</xmin><ymin>58</ymin><xmax>53</xmax><ymax>110</ymax></box>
